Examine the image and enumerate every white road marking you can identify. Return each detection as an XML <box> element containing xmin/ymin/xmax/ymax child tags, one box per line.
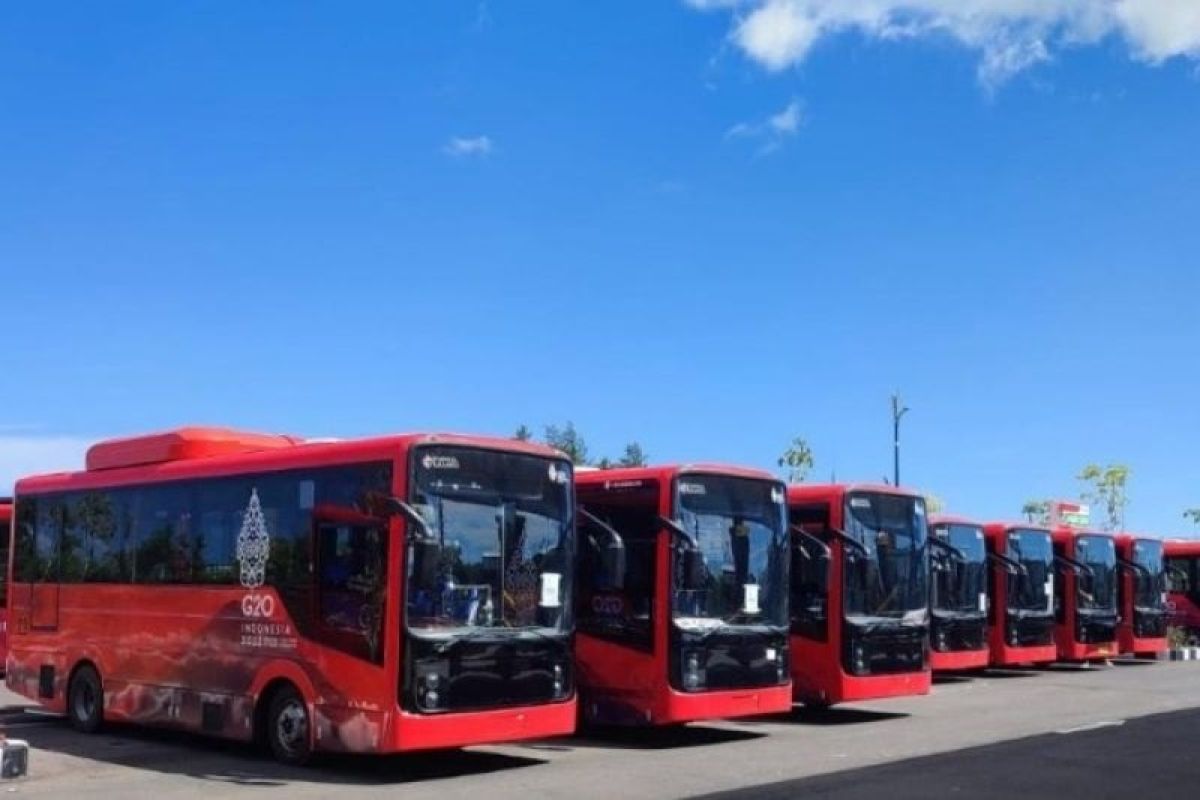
<box><xmin>1055</xmin><ymin>719</ymin><xmax>1125</xmax><ymax>734</ymax></box>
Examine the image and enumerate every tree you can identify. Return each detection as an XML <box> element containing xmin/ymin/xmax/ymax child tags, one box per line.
<box><xmin>544</xmin><ymin>421</ymin><xmax>589</xmax><ymax>466</ymax></box>
<box><xmin>777</xmin><ymin>437</ymin><xmax>814</xmax><ymax>484</ymax></box>
<box><xmin>1077</xmin><ymin>463</ymin><xmax>1131</xmax><ymax>532</ymax></box>
<box><xmin>1022</xmin><ymin>499</ymin><xmax>1050</xmax><ymax>525</ymax></box>
<box><xmin>1184</xmin><ymin>508</ymin><xmax>1200</xmax><ymax>531</ymax></box>
<box><xmin>513</xmin><ymin>424</ymin><xmax>533</xmax><ymax>442</ymax></box>
<box><xmin>596</xmin><ymin>457</ymin><xmax>613</xmax><ymax>470</ymax></box>
<box><xmin>618</xmin><ymin>442</ymin><xmax>648</xmax><ymax>468</ymax></box>
<box><xmin>924</xmin><ymin>493</ymin><xmax>945</xmax><ymax>514</ymax></box>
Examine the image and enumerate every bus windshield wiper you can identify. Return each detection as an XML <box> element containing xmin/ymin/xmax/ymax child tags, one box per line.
<box><xmin>432</xmin><ymin>627</ymin><xmax>510</xmax><ymax>654</ymax></box>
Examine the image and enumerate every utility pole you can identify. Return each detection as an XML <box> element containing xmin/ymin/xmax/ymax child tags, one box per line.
<box><xmin>891</xmin><ymin>392</ymin><xmax>909</xmax><ymax>487</ymax></box>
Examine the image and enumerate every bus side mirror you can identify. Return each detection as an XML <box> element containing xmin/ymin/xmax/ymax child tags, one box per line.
<box><xmin>599</xmin><ymin>540</ymin><xmax>626</xmax><ymax>592</ymax></box>
<box><xmin>682</xmin><ymin>549</ymin><xmax>706</xmax><ymax>591</ymax></box>
<box><xmin>410</xmin><ymin>540</ymin><xmax>442</xmax><ymax>591</ymax></box>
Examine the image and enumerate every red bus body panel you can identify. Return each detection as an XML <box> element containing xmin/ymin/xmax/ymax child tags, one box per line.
<box><xmin>6</xmin><ymin>430</ymin><xmax>577</xmax><ymax>753</ymax></box>
<box><xmin>574</xmin><ymin>465</ymin><xmax>793</xmax><ymax>726</ymax></box>
<box><xmin>787</xmin><ymin>484</ymin><xmax>931</xmax><ymax>706</ymax></box>
<box><xmin>1052</xmin><ymin>527</ymin><xmax>1118</xmax><ymax>662</ymax></box>
<box><xmin>982</xmin><ymin>523</ymin><xmax>1057</xmax><ymax>667</ymax></box>
<box><xmin>929</xmin><ymin>647</ymin><xmax>989</xmax><ymax>672</ymax></box>
<box><xmin>1114</xmin><ymin>534</ymin><xmax>1167</xmax><ymax>657</ymax></box>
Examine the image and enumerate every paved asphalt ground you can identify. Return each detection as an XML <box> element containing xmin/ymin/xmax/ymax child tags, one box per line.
<box><xmin>702</xmin><ymin>707</ymin><xmax>1200</xmax><ymax>799</ymax></box>
<box><xmin>0</xmin><ymin>660</ymin><xmax>1197</xmax><ymax>798</ymax></box>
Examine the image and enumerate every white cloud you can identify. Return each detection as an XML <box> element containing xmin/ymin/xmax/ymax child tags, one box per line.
<box><xmin>685</xmin><ymin>1</ymin><xmax>1200</xmax><ymax>86</ymax></box>
<box><xmin>727</xmin><ymin>97</ymin><xmax>805</xmax><ymax>153</ymax></box>
<box><xmin>443</xmin><ymin>135</ymin><xmax>493</xmax><ymax>157</ymax></box>
<box><xmin>0</xmin><ymin>435</ymin><xmax>95</xmax><ymax>494</ymax></box>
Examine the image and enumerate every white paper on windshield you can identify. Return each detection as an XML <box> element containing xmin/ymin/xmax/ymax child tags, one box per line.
<box><xmin>978</xmin><ymin>593</ymin><xmax>988</xmax><ymax>613</ymax></box>
<box><xmin>540</xmin><ymin>573</ymin><xmax>562</xmax><ymax>608</ymax></box>
<box><xmin>1045</xmin><ymin>578</ymin><xmax>1055</xmax><ymax>611</ymax></box>
<box><xmin>744</xmin><ymin>584</ymin><xmax>760</xmax><ymax>614</ymax></box>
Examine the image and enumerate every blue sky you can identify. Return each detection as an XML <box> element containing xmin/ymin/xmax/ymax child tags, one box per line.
<box><xmin>1</xmin><ymin>2</ymin><xmax>1197</xmax><ymax>535</ymax></box>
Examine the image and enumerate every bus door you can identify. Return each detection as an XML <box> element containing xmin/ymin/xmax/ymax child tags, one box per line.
<box><xmin>10</xmin><ymin>509</ymin><xmax>61</xmax><ymax>633</ymax></box>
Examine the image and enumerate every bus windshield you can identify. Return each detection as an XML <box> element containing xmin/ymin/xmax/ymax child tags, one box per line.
<box><xmin>671</xmin><ymin>475</ymin><xmax>789</xmax><ymax>632</ymax></box>
<box><xmin>1133</xmin><ymin>539</ymin><xmax>1165</xmax><ymax>610</ymax></box>
<box><xmin>406</xmin><ymin>447</ymin><xmax>574</xmax><ymax>636</ymax></box>
<box><xmin>931</xmin><ymin>523</ymin><xmax>987</xmax><ymax>617</ymax></box>
<box><xmin>1076</xmin><ymin>535</ymin><xmax>1117</xmax><ymax>613</ymax></box>
<box><xmin>843</xmin><ymin>492</ymin><xmax>928</xmax><ymax>622</ymax></box>
<box><xmin>1006</xmin><ymin>529</ymin><xmax>1054</xmax><ymax>615</ymax></box>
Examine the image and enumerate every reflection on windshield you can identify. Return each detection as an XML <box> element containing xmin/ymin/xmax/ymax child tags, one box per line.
<box><xmin>672</xmin><ymin>475</ymin><xmax>789</xmax><ymax>631</ymax></box>
<box><xmin>1076</xmin><ymin>535</ymin><xmax>1117</xmax><ymax>612</ymax></box>
<box><xmin>931</xmin><ymin>523</ymin><xmax>987</xmax><ymax>617</ymax></box>
<box><xmin>1007</xmin><ymin>530</ymin><xmax>1054</xmax><ymax>614</ymax></box>
<box><xmin>405</xmin><ymin>447</ymin><xmax>573</xmax><ymax>635</ymax></box>
<box><xmin>1132</xmin><ymin>540</ymin><xmax>1165</xmax><ymax>610</ymax></box>
<box><xmin>843</xmin><ymin>493</ymin><xmax>928</xmax><ymax>621</ymax></box>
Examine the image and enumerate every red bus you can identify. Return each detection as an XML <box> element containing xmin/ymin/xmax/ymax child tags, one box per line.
<box><xmin>1051</xmin><ymin>527</ymin><xmax>1118</xmax><ymax>662</ymax></box>
<box><xmin>926</xmin><ymin>516</ymin><xmax>989</xmax><ymax>671</ymax></box>
<box><xmin>574</xmin><ymin>465</ymin><xmax>792</xmax><ymax>725</ymax></box>
<box><xmin>981</xmin><ymin>523</ymin><xmax>1057</xmax><ymax>666</ymax></box>
<box><xmin>787</xmin><ymin>484</ymin><xmax>930</xmax><ymax>706</ymax></box>
<box><xmin>1114</xmin><ymin>534</ymin><xmax>1167</xmax><ymax>658</ymax></box>
<box><xmin>6</xmin><ymin>427</ymin><xmax>578</xmax><ymax>763</ymax></box>
<box><xmin>1164</xmin><ymin>539</ymin><xmax>1200</xmax><ymax>644</ymax></box>
<box><xmin>0</xmin><ymin>498</ymin><xmax>10</xmax><ymax>671</ymax></box>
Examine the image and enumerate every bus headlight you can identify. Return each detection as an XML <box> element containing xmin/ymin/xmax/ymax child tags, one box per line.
<box><xmin>683</xmin><ymin>651</ymin><xmax>706</xmax><ymax>691</ymax></box>
<box><xmin>851</xmin><ymin>643</ymin><xmax>869</xmax><ymax>676</ymax></box>
<box><xmin>552</xmin><ymin>663</ymin><xmax>568</xmax><ymax>698</ymax></box>
<box><xmin>935</xmin><ymin>630</ymin><xmax>949</xmax><ymax>652</ymax></box>
<box><xmin>417</xmin><ymin>665</ymin><xmax>448</xmax><ymax>710</ymax></box>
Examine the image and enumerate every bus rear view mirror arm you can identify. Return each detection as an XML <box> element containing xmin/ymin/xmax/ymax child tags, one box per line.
<box><xmin>386</xmin><ymin>497</ymin><xmax>438</xmax><ymax>543</ymax></box>
<box><xmin>1117</xmin><ymin>558</ymin><xmax>1151</xmax><ymax>578</ymax></box>
<box><xmin>928</xmin><ymin>536</ymin><xmax>967</xmax><ymax>563</ymax></box>
<box><xmin>790</xmin><ymin>526</ymin><xmax>831</xmax><ymax>561</ymax></box>
<box><xmin>987</xmin><ymin>551</ymin><xmax>1026</xmax><ymax>576</ymax></box>
<box><xmin>828</xmin><ymin>527</ymin><xmax>871</xmax><ymax>558</ymax></box>
<box><xmin>1054</xmin><ymin>554</ymin><xmax>1093</xmax><ymax>578</ymax></box>
<box><xmin>658</xmin><ymin>515</ymin><xmax>700</xmax><ymax>551</ymax></box>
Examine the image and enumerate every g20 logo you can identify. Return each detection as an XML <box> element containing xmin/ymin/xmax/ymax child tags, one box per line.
<box><xmin>242</xmin><ymin>593</ymin><xmax>275</xmax><ymax>619</ymax></box>
<box><xmin>591</xmin><ymin>596</ymin><xmax>624</xmax><ymax>616</ymax></box>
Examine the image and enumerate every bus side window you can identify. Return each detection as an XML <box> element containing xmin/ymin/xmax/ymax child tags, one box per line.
<box><xmin>576</xmin><ymin>488</ymin><xmax>658</xmax><ymax>651</ymax></box>
<box><xmin>789</xmin><ymin>503</ymin><xmax>830</xmax><ymax>642</ymax></box>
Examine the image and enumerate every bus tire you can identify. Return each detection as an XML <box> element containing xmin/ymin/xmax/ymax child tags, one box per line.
<box><xmin>265</xmin><ymin>684</ymin><xmax>312</xmax><ymax>766</ymax></box>
<box><xmin>67</xmin><ymin>664</ymin><xmax>104</xmax><ymax>734</ymax></box>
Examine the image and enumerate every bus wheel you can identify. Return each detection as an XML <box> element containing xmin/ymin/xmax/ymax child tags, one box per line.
<box><xmin>266</xmin><ymin>685</ymin><xmax>312</xmax><ymax>766</ymax></box>
<box><xmin>67</xmin><ymin>664</ymin><xmax>104</xmax><ymax>734</ymax></box>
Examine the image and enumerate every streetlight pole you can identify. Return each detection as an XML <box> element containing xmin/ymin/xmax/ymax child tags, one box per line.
<box><xmin>892</xmin><ymin>393</ymin><xmax>909</xmax><ymax>487</ymax></box>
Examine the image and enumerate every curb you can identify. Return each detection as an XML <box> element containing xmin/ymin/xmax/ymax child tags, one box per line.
<box><xmin>1168</xmin><ymin>648</ymin><xmax>1200</xmax><ymax>661</ymax></box>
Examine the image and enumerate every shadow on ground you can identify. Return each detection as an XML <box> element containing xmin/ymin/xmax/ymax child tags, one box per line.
<box><xmin>14</xmin><ymin>715</ymin><xmax>545</xmax><ymax>786</ymax></box>
<box><xmin>542</xmin><ymin>723</ymin><xmax>766</xmax><ymax>751</ymax></box>
<box><xmin>751</xmin><ymin>706</ymin><xmax>910</xmax><ymax>727</ymax></box>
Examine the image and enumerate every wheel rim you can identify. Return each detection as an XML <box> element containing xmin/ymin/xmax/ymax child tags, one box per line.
<box><xmin>275</xmin><ymin>700</ymin><xmax>309</xmax><ymax>757</ymax></box>
<box><xmin>73</xmin><ymin>679</ymin><xmax>97</xmax><ymax>722</ymax></box>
